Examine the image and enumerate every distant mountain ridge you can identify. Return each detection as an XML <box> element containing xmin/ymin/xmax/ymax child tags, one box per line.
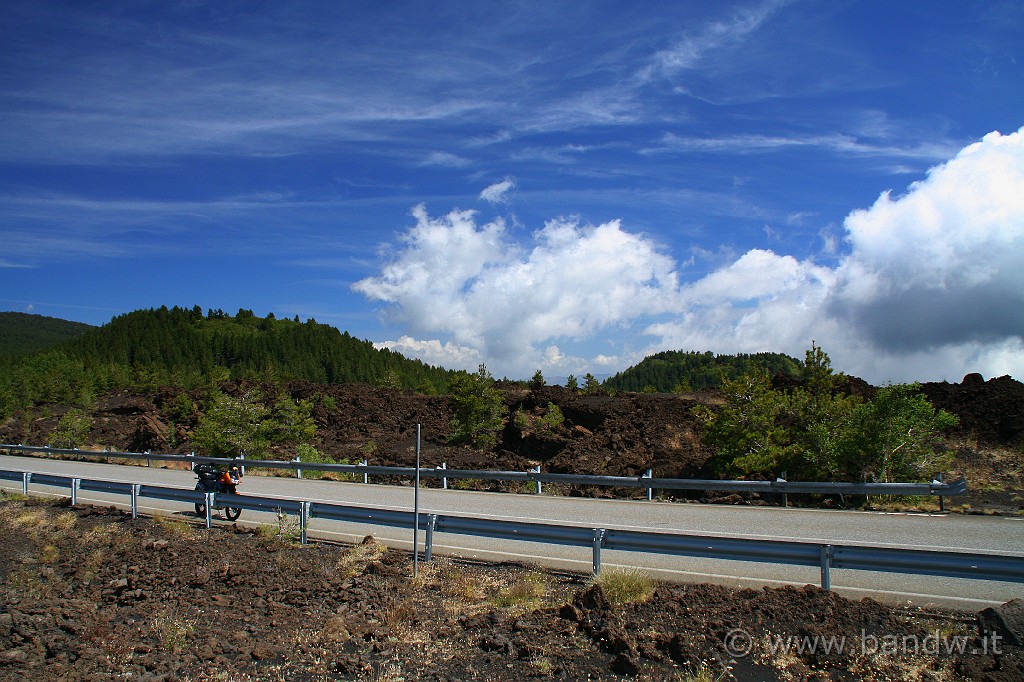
<box><xmin>0</xmin><ymin>312</ymin><xmax>95</xmax><ymax>360</ymax></box>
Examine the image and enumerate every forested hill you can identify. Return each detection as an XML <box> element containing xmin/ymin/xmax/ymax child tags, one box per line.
<box><xmin>0</xmin><ymin>306</ymin><xmax>456</xmax><ymax>417</ymax></box>
<box><xmin>602</xmin><ymin>350</ymin><xmax>802</xmax><ymax>393</ymax></box>
<box><xmin>0</xmin><ymin>312</ymin><xmax>95</xmax><ymax>360</ymax></box>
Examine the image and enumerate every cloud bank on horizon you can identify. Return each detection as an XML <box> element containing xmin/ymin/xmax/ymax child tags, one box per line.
<box><xmin>356</xmin><ymin>127</ymin><xmax>1024</xmax><ymax>384</ymax></box>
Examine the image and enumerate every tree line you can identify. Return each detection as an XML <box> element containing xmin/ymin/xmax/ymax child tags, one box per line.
<box><xmin>602</xmin><ymin>350</ymin><xmax>803</xmax><ymax>393</ymax></box>
<box><xmin>0</xmin><ymin>306</ymin><xmax>457</xmax><ymax>419</ymax></box>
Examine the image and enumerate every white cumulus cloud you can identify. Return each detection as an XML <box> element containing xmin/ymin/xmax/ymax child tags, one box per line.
<box><xmin>354</xmin><ymin>207</ymin><xmax>681</xmax><ymax>374</ymax></box>
<box><xmin>355</xmin><ymin>127</ymin><xmax>1024</xmax><ymax>384</ymax></box>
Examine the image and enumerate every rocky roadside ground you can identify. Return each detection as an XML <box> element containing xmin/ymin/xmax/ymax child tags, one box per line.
<box><xmin>2</xmin><ymin>497</ymin><xmax>1022</xmax><ymax>681</ymax></box>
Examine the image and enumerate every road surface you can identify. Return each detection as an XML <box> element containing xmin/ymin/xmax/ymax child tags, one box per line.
<box><xmin>2</xmin><ymin>454</ymin><xmax>1021</xmax><ymax>611</ymax></box>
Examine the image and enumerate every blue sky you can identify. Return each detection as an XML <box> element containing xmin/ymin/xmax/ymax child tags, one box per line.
<box><xmin>2</xmin><ymin>0</ymin><xmax>1022</xmax><ymax>384</ymax></box>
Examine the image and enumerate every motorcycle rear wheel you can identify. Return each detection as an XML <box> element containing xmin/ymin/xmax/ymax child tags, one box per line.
<box><xmin>224</xmin><ymin>506</ymin><xmax>242</xmax><ymax>521</ymax></box>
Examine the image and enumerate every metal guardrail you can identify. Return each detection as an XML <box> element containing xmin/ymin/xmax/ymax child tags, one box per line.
<box><xmin>0</xmin><ymin>443</ymin><xmax>967</xmax><ymax>504</ymax></box>
<box><xmin>2</xmin><ymin>466</ymin><xmax>1019</xmax><ymax>591</ymax></box>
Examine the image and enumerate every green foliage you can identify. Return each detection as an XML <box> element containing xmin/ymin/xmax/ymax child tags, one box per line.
<box><xmin>0</xmin><ymin>312</ymin><xmax>94</xmax><ymax>361</ymax></box>
<box><xmin>192</xmin><ymin>388</ymin><xmax>270</xmax><ymax>458</ymax></box>
<box><xmin>843</xmin><ymin>383</ymin><xmax>958</xmax><ymax>482</ymax></box>
<box><xmin>565</xmin><ymin>374</ymin><xmax>578</xmax><ymax>391</ymax></box>
<box><xmin>0</xmin><ymin>306</ymin><xmax>457</xmax><ymax>419</ymax></box>
<box><xmin>672</xmin><ymin>378</ymin><xmax>692</xmax><ymax>394</ymax></box>
<box><xmin>192</xmin><ymin>388</ymin><xmax>318</xmax><ymax>458</ymax></box>
<box><xmin>50</xmin><ymin>408</ymin><xmax>92</xmax><ymax>448</ymax></box>
<box><xmin>696</xmin><ymin>369</ymin><xmax>796</xmax><ymax>476</ymax></box>
<box><xmin>448</xmin><ymin>364</ymin><xmax>508</xmax><ymax>448</ymax></box>
<box><xmin>379</xmin><ymin>368</ymin><xmax>403</xmax><ymax>389</ymax></box>
<box><xmin>294</xmin><ymin>443</ymin><xmax>351</xmax><ymax>480</ymax></box>
<box><xmin>696</xmin><ymin>345</ymin><xmax>957</xmax><ymax>482</ymax></box>
<box><xmin>266</xmin><ymin>395</ymin><xmax>317</xmax><ymax>445</ymax></box>
<box><xmin>529</xmin><ymin>369</ymin><xmax>545</xmax><ymax>390</ymax></box>
<box><xmin>170</xmin><ymin>393</ymin><xmax>196</xmax><ymax>422</ymax></box>
<box><xmin>582</xmin><ymin>373</ymin><xmax>601</xmax><ymax>395</ymax></box>
<box><xmin>604</xmin><ymin>349</ymin><xmax>802</xmax><ymax>393</ymax></box>
<box><xmin>514</xmin><ymin>402</ymin><xmax>564</xmax><ymax>435</ymax></box>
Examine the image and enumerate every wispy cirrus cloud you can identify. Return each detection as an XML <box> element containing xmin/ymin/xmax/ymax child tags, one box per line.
<box><xmin>479</xmin><ymin>178</ymin><xmax>516</xmax><ymax>204</ymax></box>
<box><xmin>641</xmin><ymin>0</ymin><xmax>794</xmax><ymax>78</ymax></box>
<box><xmin>645</xmin><ymin>132</ymin><xmax>957</xmax><ymax>160</ymax></box>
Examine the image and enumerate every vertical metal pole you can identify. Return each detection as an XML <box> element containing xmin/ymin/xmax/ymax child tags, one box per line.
<box><xmin>414</xmin><ymin>424</ymin><xmax>421</xmax><ymax>578</ymax></box>
<box><xmin>71</xmin><ymin>478</ymin><xmax>79</xmax><ymax>506</ymax></box>
<box><xmin>238</xmin><ymin>453</ymin><xmax>246</xmax><ymax>477</ymax></box>
<box><xmin>361</xmin><ymin>459</ymin><xmax>368</xmax><ymax>484</ymax></box>
<box><xmin>425</xmin><ymin>514</ymin><xmax>437</xmax><ymax>561</ymax></box>
<box><xmin>204</xmin><ymin>492</ymin><xmax>213</xmax><ymax>529</ymax></box>
<box><xmin>300</xmin><ymin>502</ymin><xmax>309</xmax><ymax>545</ymax></box>
<box><xmin>644</xmin><ymin>469</ymin><xmax>653</xmax><ymax>501</ymax></box>
<box><xmin>533</xmin><ymin>465</ymin><xmax>542</xmax><ymax>494</ymax></box>
<box><xmin>441</xmin><ymin>462</ymin><xmax>448</xmax><ymax>490</ymax></box>
<box><xmin>294</xmin><ymin>456</ymin><xmax>302</xmax><ymax>479</ymax></box>
<box><xmin>781</xmin><ymin>471</ymin><xmax>788</xmax><ymax>508</ymax></box>
<box><xmin>937</xmin><ymin>472</ymin><xmax>945</xmax><ymax>513</ymax></box>
<box><xmin>592</xmin><ymin>528</ymin><xmax>604</xmax><ymax>575</ymax></box>
<box><xmin>146</xmin><ymin>450</ymin><xmax>152</xmax><ymax>467</ymax></box>
<box><xmin>820</xmin><ymin>545</ymin><xmax>833</xmax><ymax>590</ymax></box>
<box><xmin>131</xmin><ymin>484</ymin><xmax>139</xmax><ymax>519</ymax></box>
<box><xmin>22</xmin><ymin>472</ymin><xmax>29</xmax><ymax>496</ymax></box>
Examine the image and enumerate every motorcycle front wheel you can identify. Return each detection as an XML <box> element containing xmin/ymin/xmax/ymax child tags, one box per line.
<box><xmin>224</xmin><ymin>506</ymin><xmax>242</xmax><ymax>521</ymax></box>
<box><xmin>194</xmin><ymin>484</ymin><xmax>207</xmax><ymax>518</ymax></box>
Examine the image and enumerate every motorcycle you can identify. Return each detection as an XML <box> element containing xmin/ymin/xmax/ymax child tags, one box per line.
<box><xmin>193</xmin><ymin>462</ymin><xmax>243</xmax><ymax>521</ymax></box>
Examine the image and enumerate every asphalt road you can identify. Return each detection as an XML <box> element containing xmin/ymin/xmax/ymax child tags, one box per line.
<box><xmin>3</xmin><ymin>454</ymin><xmax>1022</xmax><ymax>611</ymax></box>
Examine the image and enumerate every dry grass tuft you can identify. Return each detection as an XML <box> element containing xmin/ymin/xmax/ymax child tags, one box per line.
<box><xmin>491</xmin><ymin>571</ymin><xmax>551</xmax><ymax>612</ymax></box>
<box><xmin>336</xmin><ymin>536</ymin><xmax>388</xmax><ymax>577</ymax></box>
<box><xmin>591</xmin><ymin>566</ymin><xmax>656</xmax><ymax>606</ymax></box>
<box><xmin>151</xmin><ymin>609</ymin><xmax>199</xmax><ymax>654</ymax></box>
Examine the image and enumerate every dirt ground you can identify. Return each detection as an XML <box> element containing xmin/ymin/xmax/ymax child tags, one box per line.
<box><xmin>2</xmin><ymin>497</ymin><xmax>1022</xmax><ymax>682</ymax></box>
<box><xmin>2</xmin><ymin>373</ymin><xmax>1022</xmax><ymax>505</ymax></box>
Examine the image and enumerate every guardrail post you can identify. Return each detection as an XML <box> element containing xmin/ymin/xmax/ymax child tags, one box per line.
<box><xmin>425</xmin><ymin>514</ymin><xmax>438</xmax><ymax>561</ymax></box>
<box><xmin>643</xmin><ymin>469</ymin><xmax>653</xmax><ymax>501</ymax></box>
<box><xmin>146</xmin><ymin>450</ymin><xmax>152</xmax><ymax>467</ymax></box>
<box><xmin>936</xmin><ymin>472</ymin><xmax>945</xmax><ymax>512</ymax></box>
<box><xmin>592</xmin><ymin>528</ymin><xmax>605</xmax><ymax>575</ymax></box>
<box><xmin>778</xmin><ymin>472</ymin><xmax>788</xmax><ymax>508</ymax></box>
<box><xmin>294</xmin><ymin>456</ymin><xmax>302</xmax><ymax>479</ymax></box>
<box><xmin>532</xmin><ymin>465</ymin><xmax>542</xmax><ymax>495</ymax></box>
<box><xmin>361</xmin><ymin>459</ymin><xmax>368</xmax><ymax>484</ymax></box>
<box><xmin>131</xmin><ymin>484</ymin><xmax>140</xmax><ymax>519</ymax></box>
<box><xmin>820</xmin><ymin>545</ymin><xmax>833</xmax><ymax>590</ymax></box>
<box><xmin>71</xmin><ymin>478</ymin><xmax>80</xmax><ymax>506</ymax></box>
<box><xmin>22</xmin><ymin>472</ymin><xmax>30</xmax><ymax>496</ymax></box>
<box><xmin>440</xmin><ymin>462</ymin><xmax>448</xmax><ymax>489</ymax></box>
<box><xmin>238</xmin><ymin>453</ymin><xmax>246</xmax><ymax>477</ymax></box>
<box><xmin>190</xmin><ymin>452</ymin><xmax>196</xmax><ymax>472</ymax></box>
<box><xmin>300</xmin><ymin>502</ymin><xmax>310</xmax><ymax>545</ymax></box>
<box><xmin>204</xmin><ymin>493</ymin><xmax>213</xmax><ymax>529</ymax></box>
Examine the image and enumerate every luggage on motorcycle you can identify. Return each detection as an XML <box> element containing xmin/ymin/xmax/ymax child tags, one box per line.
<box><xmin>194</xmin><ymin>463</ymin><xmax>220</xmax><ymax>480</ymax></box>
